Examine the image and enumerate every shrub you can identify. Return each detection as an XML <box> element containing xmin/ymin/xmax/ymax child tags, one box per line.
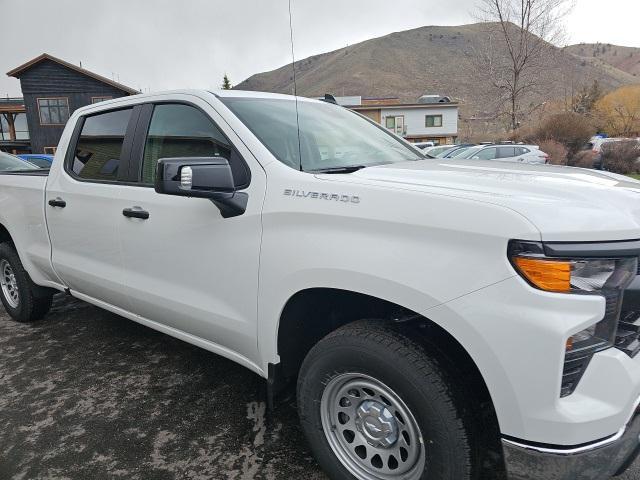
<box><xmin>537</xmin><ymin>140</ymin><xmax>568</xmax><ymax>165</ymax></box>
<box><xmin>534</xmin><ymin>112</ymin><xmax>593</xmax><ymax>157</ymax></box>
<box><xmin>569</xmin><ymin>150</ymin><xmax>597</xmax><ymax>168</ymax></box>
<box><xmin>601</xmin><ymin>141</ymin><xmax>640</xmax><ymax>174</ymax></box>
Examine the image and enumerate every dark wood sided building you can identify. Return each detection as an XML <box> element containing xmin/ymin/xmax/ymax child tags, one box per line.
<box><xmin>6</xmin><ymin>53</ymin><xmax>138</xmax><ymax>154</ymax></box>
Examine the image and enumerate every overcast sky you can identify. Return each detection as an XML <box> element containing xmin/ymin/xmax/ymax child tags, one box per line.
<box><xmin>1</xmin><ymin>0</ymin><xmax>639</xmax><ymax>97</ymax></box>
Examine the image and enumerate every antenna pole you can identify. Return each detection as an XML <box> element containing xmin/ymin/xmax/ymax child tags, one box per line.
<box><xmin>288</xmin><ymin>0</ymin><xmax>302</xmax><ymax>171</ymax></box>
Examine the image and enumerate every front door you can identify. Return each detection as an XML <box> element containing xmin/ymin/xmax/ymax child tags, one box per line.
<box><xmin>116</xmin><ymin>97</ymin><xmax>266</xmax><ymax>363</ymax></box>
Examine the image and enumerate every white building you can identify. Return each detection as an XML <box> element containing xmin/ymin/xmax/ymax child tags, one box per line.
<box><xmin>326</xmin><ymin>94</ymin><xmax>459</xmax><ymax>145</ymax></box>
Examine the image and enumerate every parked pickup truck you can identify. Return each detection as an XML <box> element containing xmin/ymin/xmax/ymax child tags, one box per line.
<box><xmin>3</xmin><ymin>90</ymin><xmax>640</xmax><ymax>480</ymax></box>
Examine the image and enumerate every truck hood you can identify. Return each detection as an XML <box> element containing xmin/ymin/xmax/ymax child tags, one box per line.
<box><xmin>342</xmin><ymin>159</ymin><xmax>640</xmax><ymax>241</ymax></box>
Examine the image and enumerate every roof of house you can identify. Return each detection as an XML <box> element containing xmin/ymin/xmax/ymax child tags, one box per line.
<box><xmin>6</xmin><ymin>53</ymin><xmax>139</xmax><ymax>95</ymax></box>
<box><xmin>350</xmin><ymin>102</ymin><xmax>459</xmax><ymax>110</ymax></box>
<box><xmin>0</xmin><ymin>97</ymin><xmax>25</xmax><ymax>113</ymax></box>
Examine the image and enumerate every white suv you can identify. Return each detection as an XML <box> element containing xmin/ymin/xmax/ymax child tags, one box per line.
<box><xmin>461</xmin><ymin>144</ymin><xmax>549</xmax><ymax>164</ymax></box>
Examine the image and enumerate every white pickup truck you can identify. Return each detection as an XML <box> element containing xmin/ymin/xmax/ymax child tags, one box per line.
<box><xmin>2</xmin><ymin>90</ymin><xmax>640</xmax><ymax>480</ymax></box>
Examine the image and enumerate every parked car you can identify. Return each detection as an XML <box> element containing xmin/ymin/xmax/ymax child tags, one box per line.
<box><xmin>0</xmin><ymin>151</ymin><xmax>39</xmax><ymax>172</ymax></box>
<box><xmin>2</xmin><ymin>90</ymin><xmax>640</xmax><ymax>480</ymax></box>
<box><xmin>413</xmin><ymin>141</ymin><xmax>435</xmax><ymax>149</ymax></box>
<box><xmin>422</xmin><ymin>144</ymin><xmax>457</xmax><ymax>157</ymax></box>
<box><xmin>435</xmin><ymin>143</ymin><xmax>476</xmax><ymax>158</ymax></box>
<box><xmin>460</xmin><ymin>144</ymin><xmax>549</xmax><ymax>164</ymax></box>
<box><xmin>18</xmin><ymin>154</ymin><xmax>53</xmax><ymax>168</ymax></box>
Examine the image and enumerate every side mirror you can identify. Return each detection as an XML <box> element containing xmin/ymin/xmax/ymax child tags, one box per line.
<box><xmin>155</xmin><ymin>157</ymin><xmax>248</xmax><ymax>218</ymax></box>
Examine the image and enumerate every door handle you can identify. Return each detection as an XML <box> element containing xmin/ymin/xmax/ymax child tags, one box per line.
<box><xmin>48</xmin><ymin>198</ymin><xmax>66</xmax><ymax>208</ymax></box>
<box><xmin>122</xmin><ymin>207</ymin><xmax>149</xmax><ymax>220</ymax></box>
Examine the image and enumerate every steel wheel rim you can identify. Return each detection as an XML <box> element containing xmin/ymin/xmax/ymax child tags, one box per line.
<box><xmin>320</xmin><ymin>373</ymin><xmax>426</xmax><ymax>480</ymax></box>
<box><xmin>0</xmin><ymin>259</ymin><xmax>19</xmax><ymax>309</ymax></box>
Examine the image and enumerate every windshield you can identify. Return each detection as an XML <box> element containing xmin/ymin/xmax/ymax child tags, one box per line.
<box><xmin>458</xmin><ymin>146</ymin><xmax>485</xmax><ymax>159</ymax></box>
<box><xmin>21</xmin><ymin>156</ymin><xmax>52</xmax><ymax>168</ymax></box>
<box><xmin>449</xmin><ymin>146</ymin><xmax>474</xmax><ymax>158</ymax></box>
<box><xmin>0</xmin><ymin>152</ymin><xmax>38</xmax><ymax>171</ymax></box>
<box><xmin>220</xmin><ymin>97</ymin><xmax>423</xmax><ymax>172</ymax></box>
<box><xmin>425</xmin><ymin>145</ymin><xmax>453</xmax><ymax>156</ymax></box>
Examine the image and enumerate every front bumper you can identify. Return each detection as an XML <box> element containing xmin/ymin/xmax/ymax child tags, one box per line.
<box><xmin>502</xmin><ymin>401</ymin><xmax>640</xmax><ymax>480</ymax></box>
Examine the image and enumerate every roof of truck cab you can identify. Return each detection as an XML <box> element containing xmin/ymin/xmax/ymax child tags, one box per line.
<box><xmin>212</xmin><ymin>89</ymin><xmax>320</xmax><ymax>102</ymax></box>
<box><xmin>70</xmin><ymin>89</ymin><xmax>318</xmax><ymax>118</ymax></box>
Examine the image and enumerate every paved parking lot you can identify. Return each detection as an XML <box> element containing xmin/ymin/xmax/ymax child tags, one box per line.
<box><xmin>1</xmin><ymin>295</ymin><xmax>639</xmax><ymax>480</ymax></box>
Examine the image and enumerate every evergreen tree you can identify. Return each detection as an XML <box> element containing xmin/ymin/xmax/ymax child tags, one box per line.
<box><xmin>221</xmin><ymin>74</ymin><xmax>232</xmax><ymax>90</ymax></box>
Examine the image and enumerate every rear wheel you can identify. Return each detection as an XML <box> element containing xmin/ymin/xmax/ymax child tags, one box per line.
<box><xmin>298</xmin><ymin>320</ymin><xmax>477</xmax><ymax>480</ymax></box>
<box><xmin>0</xmin><ymin>242</ymin><xmax>53</xmax><ymax>322</ymax></box>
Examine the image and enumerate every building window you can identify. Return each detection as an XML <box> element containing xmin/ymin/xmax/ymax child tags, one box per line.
<box><xmin>425</xmin><ymin>115</ymin><xmax>443</xmax><ymax>128</ymax></box>
<box><xmin>0</xmin><ymin>112</ymin><xmax>29</xmax><ymax>141</ymax></box>
<box><xmin>91</xmin><ymin>96</ymin><xmax>112</xmax><ymax>104</ymax></box>
<box><xmin>44</xmin><ymin>147</ymin><xmax>57</xmax><ymax>154</ymax></box>
<box><xmin>385</xmin><ymin>116</ymin><xmax>405</xmax><ymax>135</ymax></box>
<box><xmin>38</xmin><ymin>98</ymin><xmax>70</xmax><ymax>125</ymax></box>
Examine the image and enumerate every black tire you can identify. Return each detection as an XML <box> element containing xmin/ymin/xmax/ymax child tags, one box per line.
<box><xmin>0</xmin><ymin>242</ymin><xmax>53</xmax><ymax>322</ymax></box>
<box><xmin>298</xmin><ymin>320</ymin><xmax>476</xmax><ymax>480</ymax></box>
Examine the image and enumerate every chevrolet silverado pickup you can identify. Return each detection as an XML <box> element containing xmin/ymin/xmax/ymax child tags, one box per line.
<box><xmin>2</xmin><ymin>90</ymin><xmax>640</xmax><ymax>480</ymax></box>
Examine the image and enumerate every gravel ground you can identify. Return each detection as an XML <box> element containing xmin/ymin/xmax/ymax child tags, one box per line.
<box><xmin>0</xmin><ymin>295</ymin><xmax>638</xmax><ymax>480</ymax></box>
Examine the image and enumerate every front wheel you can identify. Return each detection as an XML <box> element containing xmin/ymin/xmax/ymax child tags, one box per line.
<box><xmin>298</xmin><ymin>320</ymin><xmax>476</xmax><ymax>480</ymax></box>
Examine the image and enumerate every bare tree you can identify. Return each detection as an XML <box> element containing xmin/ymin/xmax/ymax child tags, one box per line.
<box><xmin>475</xmin><ymin>0</ymin><xmax>573</xmax><ymax>130</ymax></box>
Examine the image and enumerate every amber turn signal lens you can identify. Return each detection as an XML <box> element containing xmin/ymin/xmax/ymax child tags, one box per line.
<box><xmin>514</xmin><ymin>257</ymin><xmax>571</xmax><ymax>292</ymax></box>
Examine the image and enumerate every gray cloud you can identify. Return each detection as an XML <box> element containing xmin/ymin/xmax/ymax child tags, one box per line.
<box><xmin>1</xmin><ymin>0</ymin><xmax>638</xmax><ymax>97</ymax></box>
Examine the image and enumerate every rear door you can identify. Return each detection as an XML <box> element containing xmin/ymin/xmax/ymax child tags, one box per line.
<box><xmin>496</xmin><ymin>146</ymin><xmax>517</xmax><ymax>162</ymax></box>
<box><xmin>115</xmin><ymin>95</ymin><xmax>266</xmax><ymax>362</ymax></box>
<box><xmin>46</xmin><ymin>106</ymin><xmax>139</xmax><ymax>307</ymax></box>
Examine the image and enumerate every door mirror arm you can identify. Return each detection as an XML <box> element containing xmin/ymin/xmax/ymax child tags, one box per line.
<box><xmin>155</xmin><ymin>157</ymin><xmax>247</xmax><ymax>218</ymax></box>
<box><xmin>209</xmin><ymin>191</ymin><xmax>248</xmax><ymax>219</ymax></box>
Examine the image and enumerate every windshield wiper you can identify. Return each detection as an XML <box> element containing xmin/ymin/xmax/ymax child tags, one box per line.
<box><xmin>309</xmin><ymin>165</ymin><xmax>367</xmax><ymax>174</ymax></box>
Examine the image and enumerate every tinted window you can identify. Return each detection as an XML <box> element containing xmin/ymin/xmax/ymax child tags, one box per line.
<box><xmin>474</xmin><ymin>147</ymin><xmax>497</xmax><ymax>160</ymax></box>
<box><xmin>141</xmin><ymin>104</ymin><xmax>245</xmax><ymax>185</ymax></box>
<box><xmin>71</xmin><ymin>108</ymin><xmax>132</xmax><ymax>181</ymax></box>
<box><xmin>497</xmin><ymin>147</ymin><xmax>516</xmax><ymax>158</ymax></box>
<box><xmin>516</xmin><ymin>147</ymin><xmax>530</xmax><ymax>155</ymax></box>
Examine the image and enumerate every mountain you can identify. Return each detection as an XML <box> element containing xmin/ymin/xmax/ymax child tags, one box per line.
<box><xmin>565</xmin><ymin>43</ymin><xmax>640</xmax><ymax>77</ymax></box>
<box><xmin>237</xmin><ymin>23</ymin><xmax>639</xmax><ymax>128</ymax></box>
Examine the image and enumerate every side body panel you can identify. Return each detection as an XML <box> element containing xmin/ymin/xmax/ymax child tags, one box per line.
<box><xmin>0</xmin><ymin>173</ymin><xmax>61</xmax><ymax>288</ymax></box>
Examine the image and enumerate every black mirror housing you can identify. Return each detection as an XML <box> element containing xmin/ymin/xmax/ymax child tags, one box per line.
<box><xmin>155</xmin><ymin>157</ymin><xmax>234</xmax><ymax>197</ymax></box>
<box><xmin>155</xmin><ymin>157</ymin><xmax>248</xmax><ymax>218</ymax></box>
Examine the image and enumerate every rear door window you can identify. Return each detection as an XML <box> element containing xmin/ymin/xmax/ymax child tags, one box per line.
<box><xmin>497</xmin><ymin>147</ymin><xmax>516</xmax><ymax>158</ymax></box>
<box><xmin>71</xmin><ymin>108</ymin><xmax>133</xmax><ymax>181</ymax></box>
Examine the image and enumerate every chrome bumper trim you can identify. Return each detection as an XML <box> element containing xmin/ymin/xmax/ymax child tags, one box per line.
<box><xmin>502</xmin><ymin>396</ymin><xmax>640</xmax><ymax>480</ymax></box>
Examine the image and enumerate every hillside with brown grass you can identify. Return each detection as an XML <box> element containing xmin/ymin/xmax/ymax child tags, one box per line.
<box><xmin>237</xmin><ymin>23</ymin><xmax>639</xmax><ymax>132</ymax></box>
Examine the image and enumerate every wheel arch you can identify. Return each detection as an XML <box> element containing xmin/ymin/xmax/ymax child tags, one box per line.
<box><xmin>0</xmin><ymin>222</ymin><xmax>14</xmax><ymax>245</ymax></box>
<box><xmin>272</xmin><ymin>287</ymin><xmax>496</xmax><ymax>412</ymax></box>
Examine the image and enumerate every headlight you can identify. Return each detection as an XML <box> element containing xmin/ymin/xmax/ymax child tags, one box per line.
<box><xmin>509</xmin><ymin>240</ymin><xmax>638</xmax><ymax>397</ymax></box>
